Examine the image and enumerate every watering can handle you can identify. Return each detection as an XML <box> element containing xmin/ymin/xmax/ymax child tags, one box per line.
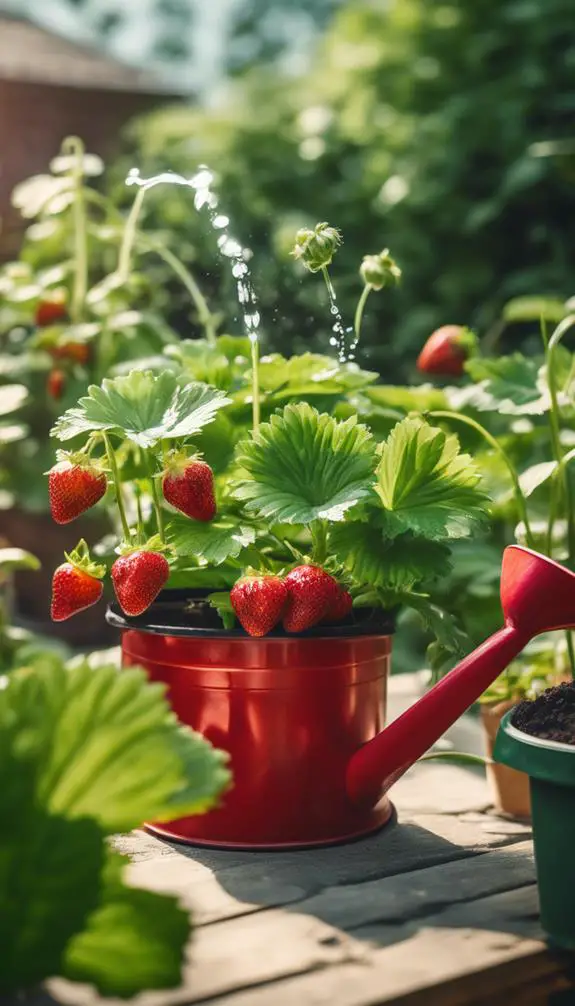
<box><xmin>346</xmin><ymin>623</ymin><xmax>524</xmax><ymax>807</ymax></box>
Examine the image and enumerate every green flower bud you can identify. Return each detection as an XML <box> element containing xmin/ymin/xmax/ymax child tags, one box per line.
<box><xmin>360</xmin><ymin>249</ymin><xmax>401</xmax><ymax>290</ymax></box>
<box><xmin>292</xmin><ymin>222</ymin><xmax>342</xmax><ymax>273</ymax></box>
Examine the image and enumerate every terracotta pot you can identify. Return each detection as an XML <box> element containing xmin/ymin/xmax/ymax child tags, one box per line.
<box><xmin>481</xmin><ymin>701</ymin><xmax>532</xmax><ymax>818</ymax></box>
<box><xmin>1</xmin><ymin>506</ymin><xmax>115</xmax><ymax>647</ymax></box>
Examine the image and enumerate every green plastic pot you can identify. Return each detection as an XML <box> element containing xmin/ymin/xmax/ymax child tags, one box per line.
<box><xmin>494</xmin><ymin>709</ymin><xmax>575</xmax><ymax>949</ymax></box>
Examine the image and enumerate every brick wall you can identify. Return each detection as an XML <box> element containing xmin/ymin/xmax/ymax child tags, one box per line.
<box><xmin>0</xmin><ymin>78</ymin><xmax>173</xmax><ymax>258</ymax></box>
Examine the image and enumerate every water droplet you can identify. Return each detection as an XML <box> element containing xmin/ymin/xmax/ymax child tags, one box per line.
<box><xmin>213</xmin><ymin>214</ymin><xmax>229</xmax><ymax>229</ymax></box>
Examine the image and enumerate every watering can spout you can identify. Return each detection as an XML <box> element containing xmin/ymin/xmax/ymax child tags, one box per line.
<box><xmin>346</xmin><ymin>546</ymin><xmax>575</xmax><ymax>808</ymax></box>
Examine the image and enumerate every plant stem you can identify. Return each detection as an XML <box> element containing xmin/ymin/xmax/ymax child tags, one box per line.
<box><xmin>320</xmin><ymin>264</ymin><xmax>336</xmax><ymax>302</ymax></box>
<box><xmin>429</xmin><ymin>410</ymin><xmax>535</xmax><ymax>549</ymax></box>
<box><xmin>63</xmin><ymin>137</ymin><xmax>88</xmax><ymax>324</ymax></box>
<box><xmin>250</xmin><ymin>335</ymin><xmax>260</xmax><ymax>432</ymax></box>
<box><xmin>545</xmin><ymin>314</ymin><xmax>575</xmax><ymax>562</ymax></box>
<box><xmin>150</xmin><ymin>475</ymin><xmax>166</xmax><ymax>543</ymax></box>
<box><xmin>354</xmin><ymin>285</ymin><xmax>372</xmax><ymax>345</ymax></box>
<box><xmin>311</xmin><ymin>520</ymin><xmax>328</xmax><ymax>564</ymax></box>
<box><xmin>103</xmin><ymin>433</ymin><xmax>130</xmax><ymax>542</ymax></box>
<box><xmin>544</xmin><ymin>314</ymin><xmax>575</xmax><ymax>677</ymax></box>
<box><xmin>117</xmin><ymin>186</ymin><xmax>146</xmax><ymax>283</ymax></box>
<box><xmin>139</xmin><ymin>238</ymin><xmax>217</xmax><ymax>345</ymax></box>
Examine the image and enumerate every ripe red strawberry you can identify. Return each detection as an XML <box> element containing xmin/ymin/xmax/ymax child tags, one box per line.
<box><xmin>111</xmin><ymin>550</ymin><xmax>170</xmax><ymax>617</ymax></box>
<box><xmin>36</xmin><ymin>296</ymin><xmax>67</xmax><ymax>327</ymax></box>
<box><xmin>416</xmin><ymin>325</ymin><xmax>474</xmax><ymax>377</ymax></box>
<box><xmin>48</xmin><ymin>460</ymin><xmax>107</xmax><ymax>525</ymax></box>
<box><xmin>162</xmin><ymin>454</ymin><xmax>216</xmax><ymax>522</ymax></box>
<box><xmin>283</xmin><ymin>565</ymin><xmax>340</xmax><ymax>633</ymax></box>
<box><xmin>47</xmin><ymin>369</ymin><xmax>65</xmax><ymax>400</ymax></box>
<box><xmin>51</xmin><ymin>342</ymin><xmax>90</xmax><ymax>365</ymax></box>
<box><xmin>231</xmin><ymin>574</ymin><xmax>288</xmax><ymax>637</ymax></box>
<box><xmin>323</xmin><ymin>587</ymin><xmax>353</xmax><ymax>623</ymax></box>
<box><xmin>50</xmin><ymin>540</ymin><xmax>105</xmax><ymax>621</ymax></box>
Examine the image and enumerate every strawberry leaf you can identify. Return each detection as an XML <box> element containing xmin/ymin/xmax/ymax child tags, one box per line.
<box><xmin>464</xmin><ymin>354</ymin><xmax>547</xmax><ymax>415</ymax></box>
<box><xmin>51</xmin><ymin>371</ymin><xmax>230</xmax><ymax>448</ymax></box>
<box><xmin>234</xmin><ymin>402</ymin><xmax>377</xmax><ymax>524</ymax></box>
<box><xmin>3</xmin><ymin>658</ymin><xmax>230</xmax><ymax>835</ymax></box>
<box><xmin>167</xmin><ymin>516</ymin><xmax>256</xmax><ymax>565</ymax></box>
<box><xmin>61</xmin><ymin>850</ymin><xmax>189</xmax><ymax>998</ymax></box>
<box><xmin>376</xmin><ymin>417</ymin><xmax>490</xmax><ymax>540</ymax></box>
<box><xmin>330</xmin><ymin>524</ymin><xmax>452</xmax><ymax>591</ymax></box>
<box><xmin>207</xmin><ymin>591</ymin><xmax>236</xmax><ymax>630</ymax></box>
<box><xmin>257</xmin><ymin>353</ymin><xmax>378</xmax><ymax>397</ymax></box>
<box><xmin>0</xmin><ymin>811</ymin><xmax>104</xmax><ymax>993</ymax></box>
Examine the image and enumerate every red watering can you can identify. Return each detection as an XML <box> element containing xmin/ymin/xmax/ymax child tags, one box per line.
<box><xmin>114</xmin><ymin>546</ymin><xmax>575</xmax><ymax>849</ymax></box>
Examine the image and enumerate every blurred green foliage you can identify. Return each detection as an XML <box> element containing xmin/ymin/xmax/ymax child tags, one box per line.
<box><xmin>114</xmin><ymin>0</ymin><xmax>575</xmax><ymax>377</ymax></box>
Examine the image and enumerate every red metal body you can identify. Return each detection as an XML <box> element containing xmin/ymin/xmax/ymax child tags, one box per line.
<box><xmin>122</xmin><ymin>629</ymin><xmax>394</xmax><ymax>848</ymax></box>
<box><xmin>116</xmin><ymin>546</ymin><xmax>575</xmax><ymax>850</ymax></box>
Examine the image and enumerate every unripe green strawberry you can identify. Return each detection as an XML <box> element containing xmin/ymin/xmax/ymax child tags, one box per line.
<box><xmin>231</xmin><ymin>574</ymin><xmax>288</xmax><ymax>637</ymax></box>
<box><xmin>162</xmin><ymin>453</ymin><xmax>216</xmax><ymax>522</ymax></box>
<box><xmin>111</xmin><ymin>550</ymin><xmax>170</xmax><ymax>617</ymax></box>
<box><xmin>283</xmin><ymin>565</ymin><xmax>339</xmax><ymax>633</ymax></box>
<box><xmin>48</xmin><ymin>459</ymin><xmax>107</xmax><ymax>525</ymax></box>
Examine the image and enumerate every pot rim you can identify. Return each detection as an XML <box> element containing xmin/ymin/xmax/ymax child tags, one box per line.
<box><xmin>106</xmin><ymin>588</ymin><xmax>396</xmax><ymax>640</ymax></box>
<box><xmin>494</xmin><ymin>709</ymin><xmax>575</xmax><ymax>789</ymax></box>
<box><xmin>502</xmin><ymin>715</ymin><xmax>575</xmax><ymax>755</ymax></box>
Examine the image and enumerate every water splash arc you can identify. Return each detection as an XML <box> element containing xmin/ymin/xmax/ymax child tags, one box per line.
<box><xmin>125</xmin><ymin>167</ymin><xmax>260</xmax><ymax>346</ymax></box>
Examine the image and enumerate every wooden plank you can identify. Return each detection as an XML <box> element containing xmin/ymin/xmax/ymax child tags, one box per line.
<box><xmin>171</xmin><ymin>888</ymin><xmax>557</xmax><ymax>1006</ymax></box>
<box><xmin>121</xmin><ymin>837</ymin><xmax>535</xmax><ymax>930</ymax></box>
<box><xmin>115</xmin><ymin>809</ymin><xmax>532</xmax><ymax>914</ymax></box>
<box><xmin>48</xmin><ymin>843</ymin><xmax>542</xmax><ymax>1006</ymax></box>
<box><xmin>48</xmin><ymin>908</ymin><xmax>365</xmax><ymax>1006</ymax></box>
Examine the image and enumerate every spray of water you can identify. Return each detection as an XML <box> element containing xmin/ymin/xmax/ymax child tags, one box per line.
<box><xmin>126</xmin><ymin>167</ymin><xmax>260</xmax><ymax>348</ymax></box>
<box><xmin>320</xmin><ymin>267</ymin><xmax>357</xmax><ymax>364</ymax></box>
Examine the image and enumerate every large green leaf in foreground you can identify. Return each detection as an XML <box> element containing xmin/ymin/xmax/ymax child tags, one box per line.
<box><xmin>234</xmin><ymin>402</ymin><xmax>377</xmax><ymax>524</ymax></box>
<box><xmin>62</xmin><ymin>851</ymin><xmax>190</xmax><ymax>998</ymax></box>
<box><xmin>376</xmin><ymin>417</ymin><xmax>490</xmax><ymax>540</ymax></box>
<box><xmin>52</xmin><ymin>370</ymin><xmax>230</xmax><ymax>447</ymax></box>
<box><xmin>0</xmin><ymin>656</ymin><xmax>230</xmax><ymax>996</ymax></box>
<box><xmin>3</xmin><ymin>658</ymin><xmax>230</xmax><ymax>835</ymax></box>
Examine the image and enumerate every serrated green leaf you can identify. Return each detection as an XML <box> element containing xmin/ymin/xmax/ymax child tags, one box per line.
<box><xmin>375</xmin><ymin>417</ymin><xmax>490</xmax><ymax>540</ymax></box>
<box><xmin>258</xmin><ymin>353</ymin><xmax>378</xmax><ymax>396</ymax></box>
<box><xmin>3</xmin><ymin>659</ymin><xmax>230</xmax><ymax>835</ymax></box>
<box><xmin>166</xmin><ymin>339</ymin><xmax>233</xmax><ymax>388</ymax></box>
<box><xmin>518</xmin><ymin>460</ymin><xmax>557</xmax><ymax>497</ymax></box>
<box><xmin>330</xmin><ymin>524</ymin><xmax>452</xmax><ymax>591</ymax></box>
<box><xmin>62</xmin><ymin>850</ymin><xmax>189</xmax><ymax>998</ymax></box>
<box><xmin>0</xmin><ymin>812</ymin><xmax>104</xmax><ymax>993</ymax></box>
<box><xmin>464</xmin><ymin>354</ymin><xmax>547</xmax><ymax>414</ymax></box>
<box><xmin>51</xmin><ymin>371</ymin><xmax>230</xmax><ymax>447</ymax></box>
<box><xmin>207</xmin><ymin>591</ymin><xmax>236</xmax><ymax>630</ymax></box>
<box><xmin>407</xmin><ymin>594</ymin><xmax>470</xmax><ymax>658</ymax></box>
<box><xmin>234</xmin><ymin>402</ymin><xmax>377</xmax><ymax>524</ymax></box>
<box><xmin>365</xmin><ymin>384</ymin><xmax>448</xmax><ymax>413</ymax></box>
<box><xmin>167</xmin><ymin>517</ymin><xmax>256</xmax><ymax>565</ymax></box>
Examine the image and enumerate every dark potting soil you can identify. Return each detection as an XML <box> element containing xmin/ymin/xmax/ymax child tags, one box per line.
<box><xmin>512</xmin><ymin>681</ymin><xmax>575</xmax><ymax>745</ymax></box>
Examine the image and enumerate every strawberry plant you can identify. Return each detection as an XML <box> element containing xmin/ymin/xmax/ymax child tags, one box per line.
<box><xmin>45</xmin><ymin>223</ymin><xmax>491</xmax><ymax>661</ymax></box>
<box><xmin>414</xmin><ymin>296</ymin><xmax>575</xmax><ymax>688</ymax></box>
<box><xmin>0</xmin><ymin>137</ymin><xmax>226</xmax><ymax>517</ymax></box>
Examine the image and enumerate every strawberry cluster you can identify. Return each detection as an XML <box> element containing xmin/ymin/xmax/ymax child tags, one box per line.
<box><xmin>49</xmin><ymin>453</ymin><xmax>217</xmax><ymax>622</ymax></box>
<box><xmin>230</xmin><ymin>565</ymin><xmax>352</xmax><ymax>638</ymax></box>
